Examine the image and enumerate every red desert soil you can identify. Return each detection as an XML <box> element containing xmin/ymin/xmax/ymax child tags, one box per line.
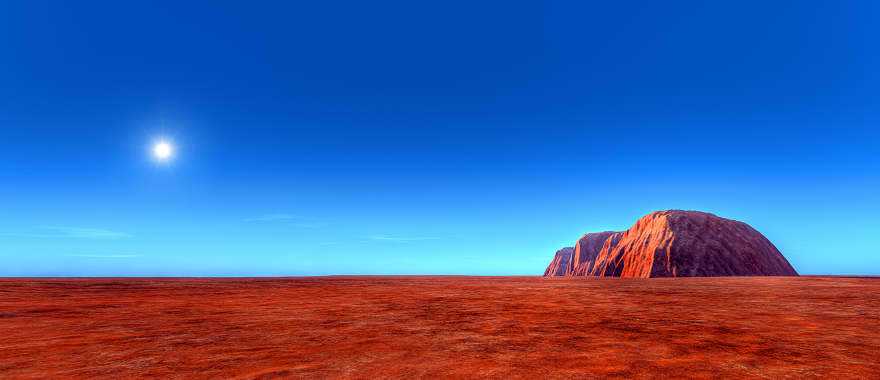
<box><xmin>0</xmin><ymin>277</ymin><xmax>878</xmax><ymax>379</ymax></box>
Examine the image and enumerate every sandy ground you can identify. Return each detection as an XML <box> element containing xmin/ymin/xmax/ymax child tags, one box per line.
<box><xmin>0</xmin><ymin>276</ymin><xmax>878</xmax><ymax>379</ymax></box>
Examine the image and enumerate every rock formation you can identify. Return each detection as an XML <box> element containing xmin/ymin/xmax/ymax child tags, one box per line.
<box><xmin>544</xmin><ymin>210</ymin><xmax>797</xmax><ymax>278</ymax></box>
<box><xmin>569</xmin><ymin>231</ymin><xmax>622</xmax><ymax>276</ymax></box>
<box><xmin>543</xmin><ymin>247</ymin><xmax>573</xmax><ymax>276</ymax></box>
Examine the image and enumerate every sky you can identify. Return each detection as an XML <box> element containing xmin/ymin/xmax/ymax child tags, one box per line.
<box><xmin>1</xmin><ymin>1</ymin><xmax>878</xmax><ymax>276</ymax></box>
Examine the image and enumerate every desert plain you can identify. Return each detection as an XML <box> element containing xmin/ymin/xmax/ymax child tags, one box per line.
<box><xmin>0</xmin><ymin>276</ymin><xmax>878</xmax><ymax>379</ymax></box>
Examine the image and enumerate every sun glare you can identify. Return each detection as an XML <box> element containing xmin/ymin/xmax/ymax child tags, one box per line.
<box><xmin>152</xmin><ymin>140</ymin><xmax>174</xmax><ymax>162</ymax></box>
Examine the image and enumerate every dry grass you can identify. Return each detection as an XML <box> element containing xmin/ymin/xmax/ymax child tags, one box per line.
<box><xmin>0</xmin><ymin>276</ymin><xmax>878</xmax><ymax>379</ymax></box>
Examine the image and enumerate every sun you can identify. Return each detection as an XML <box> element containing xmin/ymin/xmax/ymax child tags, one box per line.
<box><xmin>152</xmin><ymin>140</ymin><xmax>174</xmax><ymax>162</ymax></box>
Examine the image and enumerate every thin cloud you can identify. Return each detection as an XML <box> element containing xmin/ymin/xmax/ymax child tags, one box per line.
<box><xmin>244</xmin><ymin>214</ymin><xmax>300</xmax><ymax>222</ymax></box>
<box><xmin>368</xmin><ymin>235</ymin><xmax>441</xmax><ymax>242</ymax></box>
<box><xmin>43</xmin><ymin>227</ymin><xmax>132</xmax><ymax>239</ymax></box>
<box><xmin>291</xmin><ymin>222</ymin><xmax>329</xmax><ymax>228</ymax></box>
<box><xmin>244</xmin><ymin>214</ymin><xmax>328</xmax><ymax>228</ymax></box>
<box><xmin>1</xmin><ymin>227</ymin><xmax>132</xmax><ymax>240</ymax></box>
<box><xmin>66</xmin><ymin>254</ymin><xmax>142</xmax><ymax>259</ymax></box>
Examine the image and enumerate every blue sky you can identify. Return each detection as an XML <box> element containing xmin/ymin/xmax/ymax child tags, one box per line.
<box><xmin>1</xmin><ymin>1</ymin><xmax>878</xmax><ymax>276</ymax></box>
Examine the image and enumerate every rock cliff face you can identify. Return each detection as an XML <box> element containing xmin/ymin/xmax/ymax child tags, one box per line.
<box><xmin>544</xmin><ymin>210</ymin><xmax>797</xmax><ymax>278</ymax></box>
<box><xmin>568</xmin><ymin>231</ymin><xmax>622</xmax><ymax>276</ymax></box>
<box><xmin>543</xmin><ymin>247</ymin><xmax>573</xmax><ymax>276</ymax></box>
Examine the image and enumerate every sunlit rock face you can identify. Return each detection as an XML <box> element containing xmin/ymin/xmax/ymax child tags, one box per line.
<box><xmin>568</xmin><ymin>231</ymin><xmax>622</xmax><ymax>276</ymax></box>
<box><xmin>543</xmin><ymin>247</ymin><xmax>574</xmax><ymax>276</ymax></box>
<box><xmin>544</xmin><ymin>210</ymin><xmax>798</xmax><ymax>278</ymax></box>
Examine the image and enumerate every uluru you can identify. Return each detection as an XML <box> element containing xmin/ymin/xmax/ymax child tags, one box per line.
<box><xmin>545</xmin><ymin>210</ymin><xmax>798</xmax><ymax>278</ymax></box>
<box><xmin>543</xmin><ymin>247</ymin><xmax>574</xmax><ymax>276</ymax></box>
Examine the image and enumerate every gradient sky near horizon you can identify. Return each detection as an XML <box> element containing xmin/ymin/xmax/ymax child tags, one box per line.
<box><xmin>1</xmin><ymin>1</ymin><xmax>878</xmax><ymax>276</ymax></box>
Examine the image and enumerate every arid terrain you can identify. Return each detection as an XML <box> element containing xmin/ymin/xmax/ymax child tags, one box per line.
<box><xmin>0</xmin><ymin>276</ymin><xmax>878</xmax><ymax>379</ymax></box>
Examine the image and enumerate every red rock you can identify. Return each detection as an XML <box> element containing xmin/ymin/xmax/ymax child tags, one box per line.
<box><xmin>543</xmin><ymin>247</ymin><xmax>573</xmax><ymax>276</ymax></box>
<box><xmin>545</xmin><ymin>210</ymin><xmax>798</xmax><ymax>278</ymax></box>
<box><xmin>567</xmin><ymin>232</ymin><xmax>621</xmax><ymax>276</ymax></box>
